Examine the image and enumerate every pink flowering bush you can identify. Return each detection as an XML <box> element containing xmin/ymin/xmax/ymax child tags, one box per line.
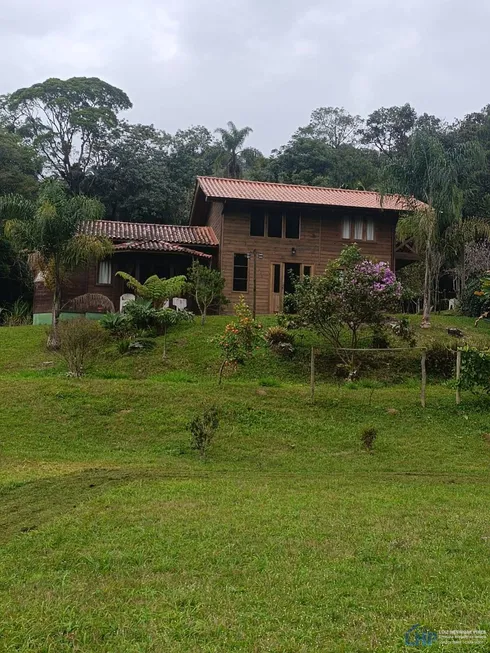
<box><xmin>294</xmin><ymin>245</ymin><xmax>403</xmax><ymax>364</ymax></box>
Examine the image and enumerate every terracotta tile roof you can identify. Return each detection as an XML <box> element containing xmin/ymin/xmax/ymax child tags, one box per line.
<box><xmin>197</xmin><ymin>176</ymin><xmax>421</xmax><ymax>212</ymax></box>
<box><xmin>113</xmin><ymin>240</ymin><xmax>212</xmax><ymax>259</ymax></box>
<box><xmin>83</xmin><ymin>220</ymin><xmax>218</xmax><ymax>246</ymax></box>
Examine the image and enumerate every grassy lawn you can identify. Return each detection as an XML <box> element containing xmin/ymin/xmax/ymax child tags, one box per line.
<box><xmin>1</xmin><ymin>316</ymin><xmax>490</xmax><ymax>651</ymax></box>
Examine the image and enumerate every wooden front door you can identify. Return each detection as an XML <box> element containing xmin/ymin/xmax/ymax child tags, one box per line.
<box><xmin>269</xmin><ymin>263</ymin><xmax>283</xmax><ymax>313</ymax></box>
<box><xmin>269</xmin><ymin>263</ymin><xmax>314</xmax><ymax>313</ymax></box>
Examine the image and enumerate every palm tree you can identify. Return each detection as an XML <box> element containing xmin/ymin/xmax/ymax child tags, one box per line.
<box><xmin>389</xmin><ymin>129</ymin><xmax>485</xmax><ymax>327</ymax></box>
<box><xmin>214</xmin><ymin>121</ymin><xmax>261</xmax><ymax>178</ymax></box>
<box><xmin>0</xmin><ymin>180</ymin><xmax>112</xmax><ymax>347</ymax></box>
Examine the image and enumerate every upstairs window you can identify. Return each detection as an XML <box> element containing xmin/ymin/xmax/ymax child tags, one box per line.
<box><xmin>233</xmin><ymin>253</ymin><xmax>248</xmax><ymax>291</ymax></box>
<box><xmin>97</xmin><ymin>260</ymin><xmax>112</xmax><ymax>285</ymax></box>
<box><xmin>366</xmin><ymin>219</ymin><xmax>375</xmax><ymax>241</ymax></box>
<box><xmin>250</xmin><ymin>209</ymin><xmax>265</xmax><ymax>237</ymax></box>
<box><xmin>285</xmin><ymin>210</ymin><xmax>300</xmax><ymax>239</ymax></box>
<box><xmin>268</xmin><ymin>210</ymin><xmax>283</xmax><ymax>238</ymax></box>
<box><xmin>342</xmin><ymin>217</ymin><xmax>375</xmax><ymax>241</ymax></box>
<box><xmin>342</xmin><ymin>218</ymin><xmax>351</xmax><ymax>239</ymax></box>
<box><xmin>354</xmin><ymin>218</ymin><xmax>364</xmax><ymax>240</ymax></box>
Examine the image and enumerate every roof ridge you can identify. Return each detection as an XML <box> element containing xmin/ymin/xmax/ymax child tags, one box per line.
<box><xmin>94</xmin><ymin>219</ymin><xmax>206</xmax><ymax>230</ymax></box>
<box><xmin>197</xmin><ymin>175</ymin><xmax>402</xmax><ymax>198</ymax></box>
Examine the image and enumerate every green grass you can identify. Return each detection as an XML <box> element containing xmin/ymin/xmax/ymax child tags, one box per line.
<box><xmin>1</xmin><ymin>317</ymin><xmax>490</xmax><ymax>651</ymax></box>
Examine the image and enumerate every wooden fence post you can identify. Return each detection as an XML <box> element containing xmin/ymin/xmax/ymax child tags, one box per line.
<box><xmin>310</xmin><ymin>346</ymin><xmax>315</xmax><ymax>401</ymax></box>
<box><xmin>456</xmin><ymin>350</ymin><xmax>462</xmax><ymax>405</ymax></box>
<box><xmin>421</xmin><ymin>350</ymin><xmax>427</xmax><ymax>408</ymax></box>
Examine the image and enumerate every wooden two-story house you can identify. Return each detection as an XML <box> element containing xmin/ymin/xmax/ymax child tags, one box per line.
<box><xmin>32</xmin><ymin>176</ymin><xmax>417</xmax><ymax>323</ymax></box>
<box><xmin>190</xmin><ymin>176</ymin><xmax>416</xmax><ymax>314</ymax></box>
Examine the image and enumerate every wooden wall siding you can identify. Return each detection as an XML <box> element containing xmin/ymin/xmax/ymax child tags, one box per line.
<box><xmin>207</xmin><ymin>201</ymin><xmax>224</xmax><ymax>271</ymax></box>
<box><xmin>33</xmin><ymin>252</ymin><xmax>209</xmax><ymax>315</ymax></box>
<box><xmin>218</xmin><ymin>204</ymin><xmax>398</xmax><ymax>314</ymax></box>
<box><xmin>207</xmin><ymin>201</ymin><xmax>223</xmax><ymax>242</ymax></box>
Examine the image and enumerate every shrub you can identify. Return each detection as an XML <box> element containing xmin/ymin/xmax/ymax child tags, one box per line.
<box><xmin>100</xmin><ymin>312</ymin><xmax>132</xmax><ymax>338</ymax></box>
<box><xmin>460</xmin><ymin>277</ymin><xmax>490</xmax><ymax>317</ymax></box>
<box><xmin>265</xmin><ymin>326</ymin><xmax>294</xmax><ymax>346</ymax></box>
<box><xmin>117</xmin><ymin>338</ymin><xmax>132</xmax><ymax>355</ymax></box>
<box><xmin>186</xmin><ymin>261</ymin><xmax>228</xmax><ymax>325</ymax></box>
<box><xmin>294</xmin><ymin>244</ymin><xmax>402</xmax><ymax>367</ymax></box>
<box><xmin>425</xmin><ymin>340</ymin><xmax>456</xmax><ymax>378</ymax></box>
<box><xmin>371</xmin><ymin>328</ymin><xmax>390</xmax><ymax>349</ymax></box>
<box><xmin>57</xmin><ymin>318</ymin><xmax>107</xmax><ymax>377</ymax></box>
<box><xmin>458</xmin><ymin>345</ymin><xmax>490</xmax><ymax>393</ymax></box>
<box><xmin>216</xmin><ymin>297</ymin><xmax>263</xmax><ymax>382</ymax></box>
<box><xmin>117</xmin><ymin>338</ymin><xmax>157</xmax><ymax>355</ymax></box>
<box><xmin>265</xmin><ymin>326</ymin><xmax>295</xmax><ymax>357</ymax></box>
<box><xmin>0</xmin><ymin>299</ymin><xmax>32</xmax><ymax>326</ymax></box>
<box><xmin>360</xmin><ymin>426</ymin><xmax>377</xmax><ymax>452</ymax></box>
<box><xmin>123</xmin><ymin>299</ymin><xmax>157</xmax><ymax>332</ymax></box>
<box><xmin>276</xmin><ymin>313</ymin><xmax>300</xmax><ymax>330</ymax></box>
<box><xmin>389</xmin><ymin>316</ymin><xmax>416</xmax><ymax>347</ymax></box>
<box><xmin>188</xmin><ymin>405</ymin><xmax>219</xmax><ymax>458</ymax></box>
<box><xmin>283</xmin><ymin>293</ymin><xmax>298</xmax><ymax>315</ymax></box>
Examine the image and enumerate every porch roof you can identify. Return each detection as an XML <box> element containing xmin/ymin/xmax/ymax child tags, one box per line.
<box><xmin>83</xmin><ymin>220</ymin><xmax>219</xmax><ymax>247</ymax></box>
<box><xmin>113</xmin><ymin>240</ymin><xmax>212</xmax><ymax>259</ymax></box>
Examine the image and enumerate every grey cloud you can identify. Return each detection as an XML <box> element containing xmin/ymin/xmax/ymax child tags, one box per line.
<box><xmin>1</xmin><ymin>0</ymin><xmax>490</xmax><ymax>153</ymax></box>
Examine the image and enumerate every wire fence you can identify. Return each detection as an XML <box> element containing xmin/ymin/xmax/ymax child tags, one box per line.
<box><xmin>309</xmin><ymin>346</ymin><xmax>466</xmax><ymax>407</ymax></box>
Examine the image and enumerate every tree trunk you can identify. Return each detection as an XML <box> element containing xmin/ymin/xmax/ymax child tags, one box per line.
<box><xmin>201</xmin><ymin>307</ymin><xmax>206</xmax><ymax>326</ymax></box>
<box><xmin>457</xmin><ymin>247</ymin><xmax>466</xmax><ymax>303</ymax></box>
<box><xmin>421</xmin><ymin>245</ymin><xmax>432</xmax><ymax>328</ymax></box>
<box><xmin>47</xmin><ymin>285</ymin><xmax>61</xmax><ymax>349</ymax></box>
<box><xmin>218</xmin><ymin>359</ymin><xmax>226</xmax><ymax>385</ymax></box>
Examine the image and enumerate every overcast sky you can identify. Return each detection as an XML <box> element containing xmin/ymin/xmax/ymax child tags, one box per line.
<box><xmin>2</xmin><ymin>0</ymin><xmax>490</xmax><ymax>153</ymax></box>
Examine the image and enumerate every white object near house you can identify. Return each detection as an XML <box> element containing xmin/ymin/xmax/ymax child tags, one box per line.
<box><xmin>448</xmin><ymin>299</ymin><xmax>456</xmax><ymax>311</ymax></box>
<box><xmin>163</xmin><ymin>300</ymin><xmax>170</xmax><ymax>309</ymax></box>
<box><xmin>173</xmin><ymin>298</ymin><xmax>187</xmax><ymax>311</ymax></box>
<box><xmin>119</xmin><ymin>293</ymin><xmax>136</xmax><ymax>312</ymax></box>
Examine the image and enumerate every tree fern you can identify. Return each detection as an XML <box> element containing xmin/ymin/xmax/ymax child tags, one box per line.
<box><xmin>116</xmin><ymin>272</ymin><xmax>187</xmax><ymax>309</ymax></box>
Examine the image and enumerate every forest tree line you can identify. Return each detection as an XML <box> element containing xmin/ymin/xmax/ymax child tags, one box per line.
<box><xmin>2</xmin><ymin>76</ymin><xmax>490</xmax><ymax>316</ymax></box>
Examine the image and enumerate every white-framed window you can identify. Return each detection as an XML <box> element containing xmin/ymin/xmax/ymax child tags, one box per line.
<box><xmin>354</xmin><ymin>218</ymin><xmax>364</xmax><ymax>240</ymax></box>
<box><xmin>342</xmin><ymin>217</ymin><xmax>351</xmax><ymax>239</ymax></box>
<box><xmin>97</xmin><ymin>260</ymin><xmax>112</xmax><ymax>285</ymax></box>
<box><xmin>366</xmin><ymin>219</ymin><xmax>375</xmax><ymax>241</ymax></box>
<box><xmin>343</xmin><ymin>218</ymin><xmax>376</xmax><ymax>241</ymax></box>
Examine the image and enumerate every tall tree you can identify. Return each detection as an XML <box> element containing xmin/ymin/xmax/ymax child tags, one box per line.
<box><xmin>0</xmin><ymin>129</ymin><xmax>41</xmax><ymax>196</ymax></box>
<box><xmin>390</xmin><ymin>129</ymin><xmax>485</xmax><ymax>327</ymax></box>
<box><xmin>361</xmin><ymin>104</ymin><xmax>417</xmax><ymax>158</ymax></box>
<box><xmin>86</xmin><ymin>123</ymin><xmax>216</xmax><ymax>224</ymax></box>
<box><xmin>263</xmin><ymin>136</ymin><xmax>380</xmax><ymax>190</ymax></box>
<box><xmin>295</xmin><ymin>107</ymin><xmax>364</xmax><ymax>148</ymax></box>
<box><xmin>1</xmin><ymin>181</ymin><xmax>112</xmax><ymax>346</ymax></box>
<box><xmin>451</xmin><ymin>105</ymin><xmax>490</xmax><ymax>218</ymax></box>
<box><xmin>85</xmin><ymin>122</ymin><xmax>171</xmax><ymax>222</ymax></box>
<box><xmin>214</xmin><ymin>121</ymin><xmax>260</xmax><ymax>179</ymax></box>
<box><xmin>2</xmin><ymin>77</ymin><xmax>132</xmax><ymax>192</ymax></box>
<box><xmin>165</xmin><ymin>126</ymin><xmax>218</xmax><ymax>221</ymax></box>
